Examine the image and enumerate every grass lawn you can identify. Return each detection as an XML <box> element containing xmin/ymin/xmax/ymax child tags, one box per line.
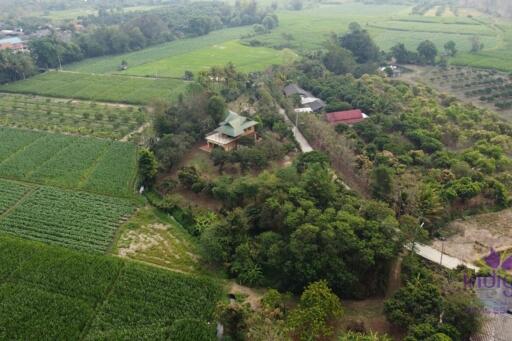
<box><xmin>127</xmin><ymin>40</ymin><xmax>297</xmax><ymax>78</ymax></box>
<box><xmin>0</xmin><ymin>71</ymin><xmax>188</xmax><ymax>104</ymax></box>
<box><xmin>65</xmin><ymin>26</ymin><xmax>252</xmax><ymax>74</ymax></box>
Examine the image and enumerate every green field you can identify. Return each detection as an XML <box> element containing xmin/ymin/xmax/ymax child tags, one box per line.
<box><xmin>0</xmin><ymin>235</ymin><xmax>222</xmax><ymax>339</ymax></box>
<box><xmin>0</xmin><ymin>180</ymin><xmax>134</xmax><ymax>252</ymax></box>
<box><xmin>128</xmin><ymin>40</ymin><xmax>297</xmax><ymax>77</ymax></box>
<box><xmin>248</xmin><ymin>4</ymin><xmax>500</xmax><ymax>52</ymax></box>
<box><xmin>451</xmin><ymin>19</ymin><xmax>512</xmax><ymax>71</ymax></box>
<box><xmin>65</xmin><ymin>26</ymin><xmax>252</xmax><ymax>74</ymax></box>
<box><xmin>0</xmin><ymin>94</ymin><xmax>146</xmax><ymax>139</ymax></box>
<box><xmin>0</xmin><ymin>127</ymin><xmax>137</xmax><ymax>197</ymax></box>
<box><xmin>0</xmin><ymin>72</ymin><xmax>188</xmax><ymax>104</ymax></box>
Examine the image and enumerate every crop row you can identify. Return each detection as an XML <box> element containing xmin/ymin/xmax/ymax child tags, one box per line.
<box><xmin>81</xmin><ymin>141</ymin><xmax>138</xmax><ymax>197</ymax></box>
<box><xmin>0</xmin><ymin>236</ymin><xmax>222</xmax><ymax>340</ymax></box>
<box><xmin>31</xmin><ymin>137</ymin><xmax>111</xmax><ymax>188</ymax></box>
<box><xmin>0</xmin><ymin>186</ymin><xmax>134</xmax><ymax>253</ymax></box>
<box><xmin>0</xmin><ymin>179</ymin><xmax>32</xmax><ymax>214</ymax></box>
<box><xmin>0</xmin><ymin>94</ymin><xmax>146</xmax><ymax>140</ymax></box>
<box><xmin>0</xmin><ymin>127</ymin><xmax>42</xmax><ymax>161</ymax></box>
<box><xmin>0</xmin><ymin>71</ymin><xmax>187</xmax><ymax>105</ymax></box>
<box><xmin>0</xmin><ymin>127</ymin><xmax>137</xmax><ymax>197</ymax></box>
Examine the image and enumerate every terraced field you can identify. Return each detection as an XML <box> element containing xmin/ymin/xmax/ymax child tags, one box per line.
<box><xmin>0</xmin><ymin>127</ymin><xmax>137</xmax><ymax>197</ymax></box>
<box><xmin>0</xmin><ymin>72</ymin><xmax>188</xmax><ymax>104</ymax></box>
<box><xmin>0</xmin><ymin>235</ymin><xmax>222</xmax><ymax>339</ymax></box>
<box><xmin>248</xmin><ymin>4</ymin><xmax>499</xmax><ymax>52</ymax></box>
<box><xmin>0</xmin><ymin>94</ymin><xmax>147</xmax><ymax>139</ymax></box>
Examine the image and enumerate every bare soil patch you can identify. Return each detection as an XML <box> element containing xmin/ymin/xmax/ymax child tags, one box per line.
<box><xmin>431</xmin><ymin>209</ymin><xmax>512</xmax><ymax>263</ymax></box>
<box><xmin>341</xmin><ymin>298</ymin><xmax>404</xmax><ymax>340</ymax></box>
<box><xmin>115</xmin><ymin>207</ymin><xmax>203</xmax><ymax>273</ymax></box>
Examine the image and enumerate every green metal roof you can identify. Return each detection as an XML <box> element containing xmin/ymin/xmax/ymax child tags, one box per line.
<box><xmin>215</xmin><ymin>111</ymin><xmax>258</xmax><ymax>138</ymax></box>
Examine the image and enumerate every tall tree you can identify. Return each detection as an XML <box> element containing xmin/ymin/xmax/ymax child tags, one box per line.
<box><xmin>287</xmin><ymin>280</ymin><xmax>343</xmax><ymax>340</ymax></box>
<box><xmin>138</xmin><ymin>148</ymin><xmax>158</xmax><ymax>187</ymax></box>
<box><xmin>444</xmin><ymin>41</ymin><xmax>457</xmax><ymax>57</ymax></box>
<box><xmin>384</xmin><ymin>280</ymin><xmax>443</xmax><ymax>329</ymax></box>
<box><xmin>417</xmin><ymin>40</ymin><xmax>438</xmax><ymax>65</ymax></box>
<box><xmin>323</xmin><ymin>43</ymin><xmax>357</xmax><ymax>75</ymax></box>
<box><xmin>208</xmin><ymin>95</ymin><xmax>227</xmax><ymax>124</ymax></box>
<box><xmin>0</xmin><ymin>50</ymin><xmax>36</xmax><ymax>83</ymax></box>
<box><xmin>340</xmin><ymin>22</ymin><xmax>380</xmax><ymax>64</ymax></box>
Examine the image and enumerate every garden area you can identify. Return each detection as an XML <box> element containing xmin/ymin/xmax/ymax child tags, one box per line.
<box><xmin>0</xmin><ymin>94</ymin><xmax>147</xmax><ymax>139</ymax></box>
<box><xmin>425</xmin><ymin>66</ymin><xmax>512</xmax><ymax>118</ymax></box>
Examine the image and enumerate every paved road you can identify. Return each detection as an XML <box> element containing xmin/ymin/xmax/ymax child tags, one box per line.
<box><xmin>409</xmin><ymin>243</ymin><xmax>480</xmax><ymax>271</ymax></box>
<box><xmin>278</xmin><ymin>109</ymin><xmax>313</xmax><ymax>153</ymax></box>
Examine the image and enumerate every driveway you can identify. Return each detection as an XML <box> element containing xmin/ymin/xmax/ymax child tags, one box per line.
<box><xmin>278</xmin><ymin>108</ymin><xmax>313</xmax><ymax>153</ymax></box>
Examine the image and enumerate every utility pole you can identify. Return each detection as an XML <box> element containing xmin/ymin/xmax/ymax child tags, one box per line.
<box><xmin>439</xmin><ymin>237</ymin><xmax>446</xmax><ymax>267</ymax></box>
<box><xmin>412</xmin><ymin>222</ymin><xmax>425</xmax><ymax>254</ymax></box>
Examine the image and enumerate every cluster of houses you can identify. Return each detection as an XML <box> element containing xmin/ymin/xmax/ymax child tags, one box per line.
<box><xmin>283</xmin><ymin>84</ymin><xmax>326</xmax><ymax>113</ymax></box>
<box><xmin>0</xmin><ymin>37</ymin><xmax>27</xmax><ymax>53</ymax></box>
<box><xmin>0</xmin><ymin>20</ymin><xmax>82</xmax><ymax>54</ymax></box>
<box><xmin>201</xmin><ymin>83</ymin><xmax>368</xmax><ymax>152</ymax></box>
<box><xmin>284</xmin><ymin>83</ymin><xmax>368</xmax><ymax>126</ymax></box>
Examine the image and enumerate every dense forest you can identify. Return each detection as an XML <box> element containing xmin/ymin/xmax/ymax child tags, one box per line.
<box><xmin>295</xmin><ymin>73</ymin><xmax>511</xmax><ymax>234</ymax></box>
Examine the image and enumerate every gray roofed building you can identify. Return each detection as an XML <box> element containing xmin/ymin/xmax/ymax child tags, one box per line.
<box><xmin>283</xmin><ymin>83</ymin><xmax>309</xmax><ymax>97</ymax></box>
<box><xmin>305</xmin><ymin>99</ymin><xmax>326</xmax><ymax>112</ymax></box>
<box><xmin>284</xmin><ymin>83</ymin><xmax>326</xmax><ymax>112</ymax></box>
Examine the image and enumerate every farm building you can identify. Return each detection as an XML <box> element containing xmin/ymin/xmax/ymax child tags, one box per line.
<box><xmin>204</xmin><ymin>111</ymin><xmax>258</xmax><ymax>152</ymax></box>
<box><xmin>0</xmin><ymin>37</ymin><xmax>27</xmax><ymax>52</ymax></box>
<box><xmin>284</xmin><ymin>83</ymin><xmax>326</xmax><ymax>112</ymax></box>
<box><xmin>325</xmin><ymin>109</ymin><xmax>368</xmax><ymax>125</ymax></box>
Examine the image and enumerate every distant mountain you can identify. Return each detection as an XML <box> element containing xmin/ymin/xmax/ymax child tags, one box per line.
<box><xmin>460</xmin><ymin>0</ymin><xmax>512</xmax><ymax>18</ymax></box>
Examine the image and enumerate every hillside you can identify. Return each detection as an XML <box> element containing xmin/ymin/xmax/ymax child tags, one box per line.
<box><xmin>460</xmin><ymin>0</ymin><xmax>512</xmax><ymax>18</ymax></box>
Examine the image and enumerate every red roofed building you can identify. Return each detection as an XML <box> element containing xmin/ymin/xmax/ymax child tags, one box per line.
<box><xmin>325</xmin><ymin>109</ymin><xmax>367</xmax><ymax>125</ymax></box>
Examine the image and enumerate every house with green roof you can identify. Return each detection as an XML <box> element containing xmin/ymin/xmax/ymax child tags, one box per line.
<box><xmin>204</xmin><ymin>110</ymin><xmax>258</xmax><ymax>151</ymax></box>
